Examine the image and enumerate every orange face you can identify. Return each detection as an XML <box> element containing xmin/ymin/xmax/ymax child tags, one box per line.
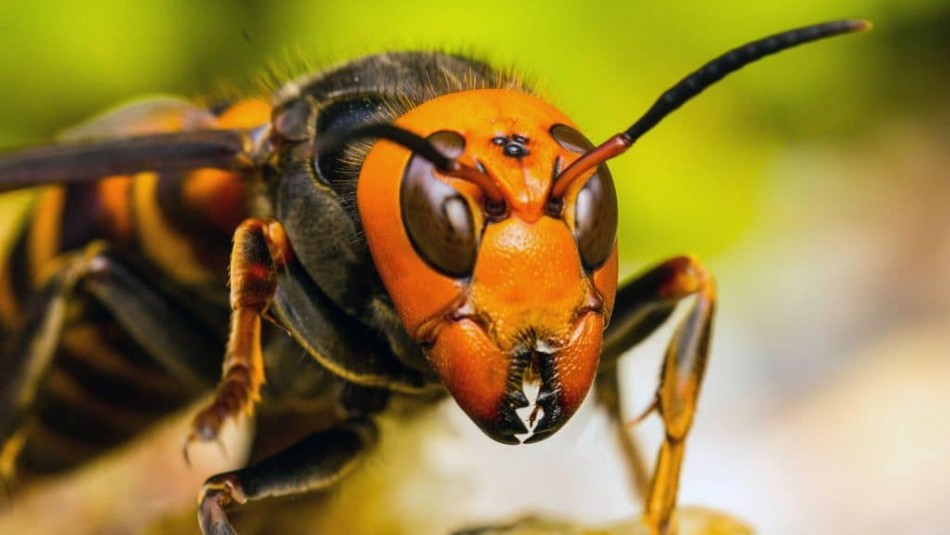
<box><xmin>357</xmin><ymin>89</ymin><xmax>618</xmax><ymax>444</ymax></box>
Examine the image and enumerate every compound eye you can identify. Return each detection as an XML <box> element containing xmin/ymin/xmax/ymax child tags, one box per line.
<box><xmin>400</xmin><ymin>131</ymin><xmax>477</xmax><ymax>278</ymax></box>
<box><xmin>550</xmin><ymin>124</ymin><xmax>617</xmax><ymax>271</ymax></box>
<box><xmin>574</xmin><ymin>164</ymin><xmax>618</xmax><ymax>271</ymax></box>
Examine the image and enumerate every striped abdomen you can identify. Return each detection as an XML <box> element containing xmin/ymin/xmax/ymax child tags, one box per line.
<box><xmin>0</xmin><ymin>98</ymin><xmax>270</xmax><ymax>477</ymax></box>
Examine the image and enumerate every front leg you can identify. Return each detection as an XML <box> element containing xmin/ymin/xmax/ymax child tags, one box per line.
<box><xmin>199</xmin><ymin>418</ymin><xmax>376</xmax><ymax>535</ymax></box>
<box><xmin>188</xmin><ymin>218</ymin><xmax>292</xmax><ymax>447</ymax></box>
<box><xmin>599</xmin><ymin>255</ymin><xmax>716</xmax><ymax>535</ymax></box>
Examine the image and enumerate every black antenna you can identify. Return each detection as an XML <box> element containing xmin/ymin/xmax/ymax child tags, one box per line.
<box><xmin>553</xmin><ymin>19</ymin><xmax>871</xmax><ymax>197</ymax></box>
<box><xmin>624</xmin><ymin>19</ymin><xmax>871</xmax><ymax>144</ymax></box>
<box><xmin>318</xmin><ymin>122</ymin><xmax>505</xmax><ymax>202</ymax></box>
<box><xmin>318</xmin><ymin>123</ymin><xmax>456</xmax><ymax>171</ymax></box>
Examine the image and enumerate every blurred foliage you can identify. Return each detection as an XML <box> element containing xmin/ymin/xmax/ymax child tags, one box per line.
<box><xmin>0</xmin><ymin>1</ymin><xmax>945</xmax><ymax>262</ymax></box>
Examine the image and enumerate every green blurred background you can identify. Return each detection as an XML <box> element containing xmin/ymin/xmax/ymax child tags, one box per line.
<box><xmin>0</xmin><ymin>2</ymin><xmax>948</xmax><ymax>535</ymax></box>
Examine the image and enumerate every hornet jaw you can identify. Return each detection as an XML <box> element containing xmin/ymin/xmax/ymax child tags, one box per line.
<box><xmin>498</xmin><ymin>338</ymin><xmax>566</xmax><ymax>445</ymax></box>
<box><xmin>496</xmin><ymin>293</ymin><xmax>607</xmax><ymax>444</ymax></box>
<box><xmin>424</xmin><ymin>299</ymin><xmax>606</xmax><ymax>446</ymax></box>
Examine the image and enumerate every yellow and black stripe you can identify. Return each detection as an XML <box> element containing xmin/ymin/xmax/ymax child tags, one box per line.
<box><xmin>0</xmin><ymin>98</ymin><xmax>271</xmax><ymax>478</ymax></box>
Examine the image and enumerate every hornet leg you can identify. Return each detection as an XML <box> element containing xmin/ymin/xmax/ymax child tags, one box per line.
<box><xmin>0</xmin><ymin>244</ymin><xmax>101</xmax><ymax>484</ymax></box>
<box><xmin>0</xmin><ymin>243</ymin><xmax>225</xmax><ymax>482</ymax></box>
<box><xmin>598</xmin><ymin>255</ymin><xmax>715</xmax><ymax>534</ymax></box>
<box><xmin>198</xmin><ymin>419</ymin><xmax>376</xmax><ymax>535</ymax></box>
<box><xmin>595</xmin><ymin>368</ymin><xmax>651</xmax><ymax>501</ymax></box>
<box><xmin>187</xmin><ymin>219</ymin><xmax>291</xmax><ymax>448</ymax></box>
<box><xmin>595</xmin><ymin>255</ymin><xmax>681</xmax><ymax>502</ymax></box>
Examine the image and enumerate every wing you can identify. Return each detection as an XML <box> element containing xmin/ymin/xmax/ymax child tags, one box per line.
<box><xmin>0</xmin><ymin>98</ymin><xmax>267</xmax><ymax>193</ymax></box>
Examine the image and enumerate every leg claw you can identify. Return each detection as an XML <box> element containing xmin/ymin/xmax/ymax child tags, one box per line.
<box><xmin>182</xmin><ymin>401</ymin><xmax>240</xmax><ymax>466</ymax></box>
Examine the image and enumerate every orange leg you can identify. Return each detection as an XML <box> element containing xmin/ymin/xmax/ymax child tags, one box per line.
<box><xmin>646</xmin><ymin>256</ymin><xmax>715</xmax><ymax>534</ymax></box>
<box><xmin>600</xmin><ymin>255</ymin><xmax>716</xmax><ymax>534</ymax></box>
<box><xmin>187</xmin><ymin>219</ymin><xmax>292</xmax><ymax>452</ymax></box>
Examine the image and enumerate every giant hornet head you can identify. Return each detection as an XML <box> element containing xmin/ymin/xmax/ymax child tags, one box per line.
<box><xmin>318</xmin><ymin>20</ymin><xmax>870</xmax><ymax>444</ymax></box>
<box><xmin>359</xmin><ymin>90</ymin><xmax>618</xmax><ymax>443</ymax></box>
